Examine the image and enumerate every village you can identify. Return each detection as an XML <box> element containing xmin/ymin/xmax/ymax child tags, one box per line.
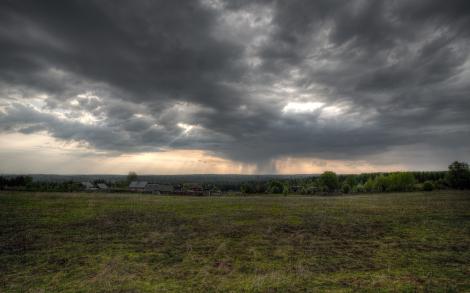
<box><xmin>80</xmin><ymin>180</ymin><xmax>223</xmax><ymax>196</ymax></box>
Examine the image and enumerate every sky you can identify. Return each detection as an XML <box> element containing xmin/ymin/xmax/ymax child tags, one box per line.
<box><xmin>0</xmin><ymin>0</ymin><xmax>470</xmax><ymax>174</ymax></box>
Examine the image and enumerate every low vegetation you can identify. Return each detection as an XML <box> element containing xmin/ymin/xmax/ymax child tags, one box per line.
<box><xmin>1</xmin><ymin>191</ymin><xmax>469</xmax><ymax>292</ymax></box>
<box><xmin>252</xmin><ymin>161</ymin><xmax>470</xmax><ymax>195</ymax></box>
<box><xmin>2</xmin><ymin>161</ymin><xmax>470</xmax><ymax>195</ymax></box>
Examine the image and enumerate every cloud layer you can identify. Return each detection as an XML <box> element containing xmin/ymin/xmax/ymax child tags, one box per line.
<box><xmin>1</xmin><ymin>0</ymin><xmax>470</xmax><ymax>173</ymax></box>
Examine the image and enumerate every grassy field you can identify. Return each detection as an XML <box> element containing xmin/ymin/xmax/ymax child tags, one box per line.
<box><xmin>1</xmin><ymin>191</ymin><xmax>469</xmax><ymax>292</ymax></box>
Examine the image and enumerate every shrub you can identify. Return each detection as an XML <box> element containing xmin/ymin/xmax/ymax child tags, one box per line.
<box><xmin>354</xmin><ymin>183</ymin><xmax>365</xmax><ymax>193</ymax></box>
<box><xmin>341</xmin><ymin>183</ymin><xmax>351</xmax><ymax>194</ymax></box>
<box><xmin>435</xmin><ymin>178</ymin><xmax>448</xmax><ymax>189</ymax></box>
<box><xmin>301</xmin><ymin>185</ymin><xmax>320</xmax><ymax>195</ymax></box>
<box><xmin>282</xmin><ymin>183</ymin><xmax>289</xmax><ymax>196</ymax></box>
<box><xmin>423</xmin><ymin>181</ymin><xmax>434</xmax><ymax>191</ymax></box>
<box><xmin>240</xmin><ymin>184</ymin><xmax>252</xmax><ymax>194</ymax></box>
<box><xmin>268</xmin><ymin>180</ymin><xmax>284</xmax><ymax>194</ymax></box>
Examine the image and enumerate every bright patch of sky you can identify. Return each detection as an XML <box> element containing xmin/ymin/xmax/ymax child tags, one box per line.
<box><xmin>282</xmin><ymin>102</ymin><xmax>325</xmax><ymax>113</ymax></box>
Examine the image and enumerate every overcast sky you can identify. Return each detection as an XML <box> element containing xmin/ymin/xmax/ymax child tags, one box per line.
<box><xmin>1</xmin><ymin>0</ymin><xmax>469</xmax><ymax>174</ymax></box>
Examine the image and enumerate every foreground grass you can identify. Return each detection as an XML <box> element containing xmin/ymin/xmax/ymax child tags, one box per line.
<box><xmin>0</xmin><ymin>191</ymin><xmax>469</xmax><ymax>292</ymax></box>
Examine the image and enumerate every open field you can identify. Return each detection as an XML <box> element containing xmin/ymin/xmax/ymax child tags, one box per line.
<box><xmin>1</xmin><ymin>191</ymin><xmax>469</xmax><ymax>292</ymax></box>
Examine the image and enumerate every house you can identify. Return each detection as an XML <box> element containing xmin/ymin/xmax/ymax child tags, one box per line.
<box><xmin>182</xmin><ymin>183</ymin><xmax>204</xmax><ymax>196</ymax></box>
<box><xmin>129</xmin><ymin>181</ymin><xmax>148</xmax><ymax>192</ymax></box>
<box><xmin>97</xmin><ymin>183</ymin><xmax>108</xmax><ymax>190</ymax></box>
<box><xmin>81</xmin><ymin>182</ymin><xmax>97</xmax><ymax>191</ymax></box>
<box><xmin>144</xmin><ymin>183</ymin><xmax>174</xmax><ymax>194</ymax></box>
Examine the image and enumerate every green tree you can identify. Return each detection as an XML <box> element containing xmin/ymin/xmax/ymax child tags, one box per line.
<box><xmin>354</xmin><ymin>183</ymin><xmax>365</xmax><ymax>193</ymax></box>
<box><xmin>268</xmin><ymin>180</ymin><xmax>283</xmax><ymax>194</ymax></box>
<box><xmin>282</xmin><ymin>183</ymin><xmax>289</xmax><ymax>196</ymax></box>
<box><xmin>446</xmin><ymin>161</ymin><xmax>470</xmax><ymax>189</ymax></box>
<box><xmin>301</xmin><ymin>182</ymin><xmax>319</xmax><ymax>195</ymax></box>
<box><xmin>374</xmin><ymin>175</ymin><xmax>390</xmax><ymax>192</ymax></box>
<box><xmin>364</xmin><ymin>178</ymin><xmax>375</xmax><ymax>192</ymax></box>
<box><xmin>127</xmin><ymin>171</ymin><xmax>138</xmax><ymax>183</ymax></box>
<box><xmin>341</xmin><ymin>183</ymin><xmax>351</xmax><ymax>194</ymax></box>
<box><xmin>423</xmin><ymin>181</ymin><xmax>434</xmax><ymax>192</ymax></box>
<box><xmin>344</xmin><ymin>175</ymin><xmax>357</xmax><ymax>188</ymax></box>
<box><xmin>387</xmin><ymin>172</ymin><xmax>415</xmax><ymax>192</ymax></box>
<box><xmin>319</xmin><ymin>171</ymin><xmax>339</xmax><ymax>192</ymax></box>
<box><xmin>240</xmin><ymin>183</ymin><xmax>254</xmax><ymax>194</ymax></box>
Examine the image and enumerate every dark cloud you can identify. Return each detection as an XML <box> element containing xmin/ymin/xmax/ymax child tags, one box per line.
<box><xmin>0</xmin><ymin>0</ymin><xmax>469</xmax><ymax>172</ymax></box>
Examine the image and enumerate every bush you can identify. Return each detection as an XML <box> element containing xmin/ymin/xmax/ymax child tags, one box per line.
<box><xmin>240</xmin><ymin>184</ymin><xmax>252</xmax><ymax>194</ymax></box>
<box><xmin>435</xmin><ymin>178</ymin><xmax>448</xmax><ymax>190</ymax></box>
<box><xmin>423</xmin><ymin>181</ymin><xmax>434</xmax><ymax>191</ymax></box>
<box><xmin>301</xmin><ymin>185</ymin><xmax>320</xmax><ymax>195</ymax></box>
<box><xmin>282</xmin><ymin>183</ymin><xmax>289</xmax><ymax>196</ymax></box>
<box><xmin>354</xmin><ymin>183</ymin><xmax>365</xmax><ymax>193</ymax></box>
<box><xmin>341</xmin><ymin>183</ymin><xmax>351</xmax><ymax>194</ymax></box>
<box><xmin>268</xmin><ymin>180</ymin><xmax>284</xmax><ymax>194</ymax></box>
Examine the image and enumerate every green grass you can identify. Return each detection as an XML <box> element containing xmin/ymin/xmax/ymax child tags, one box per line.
<box><xmin>1</xmin><ymin>191</ymin><xmax>469</xmax><ymax>292</ymax></box>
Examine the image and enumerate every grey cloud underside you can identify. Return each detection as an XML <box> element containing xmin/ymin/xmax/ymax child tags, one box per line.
<box><xmin>1</xmin><ymin>0</ymin><xmax>470</xmax><ymax>170</ymax></box>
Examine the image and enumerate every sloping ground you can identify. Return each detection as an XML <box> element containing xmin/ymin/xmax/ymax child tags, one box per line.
<box><xmin>0</xmin><ymin>191</ymin><xmax>469</xmax><ymax>292</ymax></box>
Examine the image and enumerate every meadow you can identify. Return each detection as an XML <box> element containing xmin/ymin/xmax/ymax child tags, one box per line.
<box><xmin>1</xmin><ymin>191</ymin><xmax>469</xmax><ymax>292</ymax></box>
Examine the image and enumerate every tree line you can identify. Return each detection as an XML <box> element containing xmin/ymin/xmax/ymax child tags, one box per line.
<box><xmin>0</xmin><ymin>176</ymin><xmax>83</xmax><ymax>192</ymax></box>
<box><xmin>240</xmin><ymin>161</ymin><xmax>470</xmax><ymax>195</ymax></box>
<box><xmin>1</xmin><ymin>161</ymin><xmax>469</xmax><ymax>194</ymax></box>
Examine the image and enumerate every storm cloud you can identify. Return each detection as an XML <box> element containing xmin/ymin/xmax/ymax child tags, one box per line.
<box><xmin>1</xmin><ymin>0</ymin><xmax>470</xmax><ymax>172</ymax></box>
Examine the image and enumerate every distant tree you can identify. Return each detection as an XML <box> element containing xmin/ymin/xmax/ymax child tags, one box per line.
<box><xmin>387</xmin><ymin>172</ymin><xmax>415</xmax><ymax>192</ymax></box>
<box><xmin>301</xmin><ymin>182</ymin><xmax>320</xmax><ymax>195</ymax></box>
<box><xmin>341</xmin><ymin>183</ymin><xmax>351</xmax><ymax>194</ymax></box>
<box><xmin>435</xmin><ymin>178</ymin><xmax>448</xmax><ymax>190</ymax></box>
<box><xmin>364</xmin><ymin>178</ymin><xmax>375</xmax><ymax>192</ymax></box>
<box><xmin>254</xmin><ymin>182</ymin><xmax>268</xmax><ymax>193</ymax></box>
<box><xmin>2</xmin><ymin>176</ymin><xmax>33</xmax><ymax>188</ymax></box>
<box><xmin>423</xmin><ymin>181</ymin><xmax>434</xmax><ymax>192</ymax></box>
<box><xmin>240</xmin><ymin>183</ymin><xmax>254</xmax><ymax>194</ymax></box>
<box><xmin>319</xmin><ymin>171</ymin><xmax>339</xmax><ymax>192</ymax></box>
<box><xmin>282</xmin><ymin>183</ymin><xmax>289</xmax><ymax>196</ymax></box>
<box><xmin>446</xmin><ymin>161</ymin><xmax>470</xmax><ymax>189</ymax></box>
<box><xmin>93</xmin><ymin>179</ymin><xmax>106</xmax><ymax>184</ymax></box>
<box><xmin>127</xmin><ymin>171</ymin><xmax>138</xmax><ymax>183</ymax></box>
<box><xmin>268</xmin><ymin>180</ymin><xmax>284</xmax><ymax>194</ymax></box>
<box><xmin>374</xmin><ymin>175</ymin><xmax>390</xmax><ymax>192</ymax></box>
<box><xmin>344</xmin><ymin>175</ymin><xmax>357</xmax><ymax>188</ymax></box>
<box><xmin>354</xmin><ymin>183</ymin><xmax>365</xmax><ymax>193</ymax></box>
